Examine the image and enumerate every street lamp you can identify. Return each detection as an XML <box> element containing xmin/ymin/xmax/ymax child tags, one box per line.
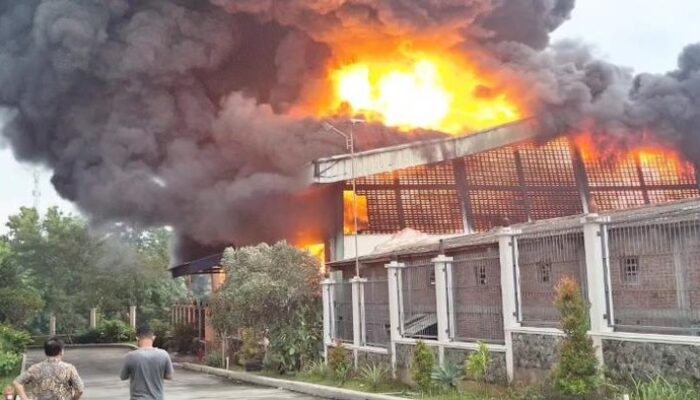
<box><xmin>322</xmin><ymin>119</ymin><xmax>365</xmax><ymax>277</ymax></box>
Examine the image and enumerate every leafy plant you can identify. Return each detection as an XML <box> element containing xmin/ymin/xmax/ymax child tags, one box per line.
<box><xmin>334</xmin><ymin>362</ymin><xmax>352</xmax><ymax>385</ymax></box>
<box><xmin>172</xmin><ymin>323</ymin><xmax>199</xmax><ymax>354</ymax></box>
<box><xmin>360</xmin><ymin>363</ymin><xmax>390</xmax><ymax>391</ymax></box>
<box><xmin>302</xmin><ymin>360</ymin><xmax>330</xmax><ymax>379</ymax></box>
<box><xmin>206</xmin><ymin>352</ymin><xmax>224</xmax><ymax>368</ymax></box>
<box><xmin>150</xmin><ymin>319</ymin><xmax>173</xmax><ymax>350</ymax></box>
<box><xmin>241</xmin><ymin>328</ymin><xmax>264</xmax><ymax>364</ymax></box>
<box><xmin>411</xmin><ymin>341</ymin><xmax>435</xmax><ymax>393</ymax></box>
<box><xmin>328</xmin><ymin>343</ymin><xmax>350</xmax><ymax>375</ymax></box>
<box><xmin>266</xmin><ymin>305</ymin><xmax>322</xmax><ymax>373</ymax></box>
<box><xmin>631</xmin><ymin>376</ymin><xmax>699</xmax><ymax>400</ymax></box>
<box><xmin>465</xmin><ymin>341</ymin><xmax>491</xmax><ymax>383</ymax></box>
<box><xmin>74</xmin><ymin>319</ymin><xmax>134</xmax><ymax>344</ymax></box>
<box><xmin>552</xmin><ymin>276</ymin><xmax>601</xmax><ymax>397</ymax></box>
<box><xmin>431</xmin><ymin>363</ymin><xmax>464</xmax><ymax>393</ymax></box>
<box><xmin>0</xmin><ymin>351</ymin><xmax>21</xmax><ymax>377</ymax></box>
<box><xmin>0</xmin><ymin>325</ymin><xmax>32</xmax><ymax>354</ymax></box>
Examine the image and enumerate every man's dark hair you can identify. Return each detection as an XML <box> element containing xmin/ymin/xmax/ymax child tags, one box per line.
<box><xmin>136</xmin><ymin>324</ymin><xmax>154</xmax><ymax>338</ymax></box>
<box><xmin>44</xmin><ymin>337</ymin><xmax>64</xmax><ymax>357</ymax></box>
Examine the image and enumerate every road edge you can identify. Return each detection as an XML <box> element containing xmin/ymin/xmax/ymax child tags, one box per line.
<box><xmin>180</xmin><ymin>363</ymin><xmax>405</xmax><ymax>400</ymax></box>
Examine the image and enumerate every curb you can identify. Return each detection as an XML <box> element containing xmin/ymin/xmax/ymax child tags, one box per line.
<box><xmin>181</xmin><ymin>363</ymin><xmax>405</xmax><ymax>400</ymax></box>
<box><xmin>27</xmin><ymin>343</ymin><xmax>138</xmax><ymax>350</ymax></box>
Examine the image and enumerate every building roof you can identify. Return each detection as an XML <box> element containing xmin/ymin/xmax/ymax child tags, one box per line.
<box><xmin>328</xmin><ymin>198</ymin><xmax>700</xmax><ymax>267</ymax></box>
<box><xmin>169</xmin><ymin>253</ymin><xmax>224</xmax><ymax>278</ymax></box>
<box><xmin>311</xmin><ymin>119</ymin><xmax>539</xmax><ymax>184</ymax></box>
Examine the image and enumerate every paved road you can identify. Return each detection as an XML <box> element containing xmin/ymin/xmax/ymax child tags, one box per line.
<box><xmin>26</xmin><ymin>347</ymin><xmax>315</xmax><ymax>400</ymax></box>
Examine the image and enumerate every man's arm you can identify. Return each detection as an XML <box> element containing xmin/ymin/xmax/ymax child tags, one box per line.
<box><xmin>120</xmin><ymin>355</ymin><xmax>131</xmax><ymax>381</ymax></box>
<box><xmin>70</xmin><ymin>365</ymin><xmax>85</xmax><ymax>400</ymax></box>
<box><xmin>13</xmin><ymin>368</ymin><xmax>34</xmax><ymax>400</ymax></box>
<box><xmin>164</xmin><ymin>352</ymin><xmax>174</xmax><ymax>380</ymax></box>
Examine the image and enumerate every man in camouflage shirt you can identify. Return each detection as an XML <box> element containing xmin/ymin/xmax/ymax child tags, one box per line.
<box><xmin>13</xmin><ymin>338</ymin><xmax>84</xmax><ymax>400</ymax></box>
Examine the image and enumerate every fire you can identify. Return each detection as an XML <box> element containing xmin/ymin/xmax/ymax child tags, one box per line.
<box><xmin>319</xmin><ymin>46</ymin><xmax>523</xmax><ymax>134</ymax></box>
<box><xmin>343</xmin><ymin>190</ymin><xmax>369</xmax><ymax>235</ymax></box>
<box><xmin>297</xmin><ymin>242</ymin><xmax>326</xmax><ymax>272</ymax></box>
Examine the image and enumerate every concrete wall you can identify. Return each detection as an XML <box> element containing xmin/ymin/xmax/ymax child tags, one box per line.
<box><xmin>603</xmin><ymin>339</ymin><xmax>700</xmax><ymax>384</ymax></box>
<box><xmin>512</xmin><ymin>333</ymin><xmax>561</xmax><ymax>383</ymax></box>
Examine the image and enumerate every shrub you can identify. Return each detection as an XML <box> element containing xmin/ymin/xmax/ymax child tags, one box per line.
<box><xmin>240</xmin><ymin>328</ymin><xmax>264</xmax><ymax>364</ymax></box>
<box><xmin>149</xmin><ymin>319</ymin><xmax>173</xmax><ymax>350</ymax></box>
<box><xmin>360</xmin><ymin>363</ymin><xmax>390</xmax><ymax>391</ymax></box>
<box><xmin>631</xmin><ymin>376</ymin><xmax>699</xmax><ymax>400</ymax></box>
<box><xmin>0</xmin><ymin>325</ymin><xmax>32</xmax><ymax>354</ymax></box>
<box><xmin>431</xmin><ymin>363</ymin><xmax>464</xmax><ymax>393</ymax></box>
<box><xmin>465</xmin><ymin>341</ymin><xmax>491</xmax><ymax>383</ymax></box>
<box><xmin>327</xmin><ymin>343</ymin><xmax>350</xmax><ymax>376</ymax></box>
<box><xmin>172</xmin><ymin>323</ymin><xmax>199</xmax><ymax>354</ymax></box>
<box><xmin>0</xmin><ymin>351</ymin><xmax>21</xmax><ymax>377</ymax></box>
<box><xmin>411</xmin><ymin>341</ymin><xmax>435</xmax><ymax>393</ymax></box>
<box><xmin>334</xmin><ymin>362</ymin><xmax>352</xmax><ymax>385</ymax></box>
<box><xmin>75</xmin><ymin>319</ymin><xmax>134</xmax><ymax>344</ymax></box>
<box><xmin>206</xmin><ymin>352</ymin><xmax>224</xmax><ymax>368</ymax></box>
<box><xmin>552</xmin><ymin>276</ymin><xmax>600</xmax><ymax>397</ymax></box>
<box><xmin>302</xmin><ymin>360</ymin><xmax>330</xmax><ymax>379</ymax></box>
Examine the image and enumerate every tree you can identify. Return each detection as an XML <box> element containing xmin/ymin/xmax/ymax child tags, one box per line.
<box><xmin>210</xmin><ymin>242</ymin><xmax>322</xmax><ymax>371</ymax></box>
<box><xmin>553</xmin><ymin>276</ymin><xmax>600</xmax><ymax>397</ymax></box>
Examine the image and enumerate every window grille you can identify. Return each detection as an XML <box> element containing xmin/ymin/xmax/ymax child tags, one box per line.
<box><xmin>475</xmin><ymin>265</ymin><xmax>488</xmax><ymax>286</ymax></box>
<box><xmin>538</xmin><ymin>261</ymin><xmax>552</xmax><ymax>285</ymax></box>
<box><xmin>621</xmin><ymin>256</ymin><xmax>640</xmax><ymax>285</ymax></box>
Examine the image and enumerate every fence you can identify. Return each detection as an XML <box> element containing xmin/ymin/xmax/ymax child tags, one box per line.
<box><xmin>606</xmin><ymin>211</ymin><xmax>700</xmax><ymax>335</ymax></box>
<box><xmin>322</xmin><ymin>201</ymin><xmax>700</xmax><ymax>382</ymax></box>
<box><xmin>449</xmin><ymin>245</ymin><xmax>504</xmax><ymax>343</ymax></box>
<box><xmin>400</xmin><ymin>256</ymin><xmax>438</xmax><ymax>340</ymax></box>
<box><xmin>516</xmin><ymin>228</ymin><xmax>586</xmax><ymax>327</ymax></box>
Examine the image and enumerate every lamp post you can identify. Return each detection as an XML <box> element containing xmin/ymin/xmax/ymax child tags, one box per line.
<box><xmin>323</xmin><ymin>119</ymin><xmax>364</xmax><ymax>277</ymax></box>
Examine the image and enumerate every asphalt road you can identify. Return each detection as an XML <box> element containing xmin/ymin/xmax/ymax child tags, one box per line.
<box><xmin>25</xmin><ymin>347</ymin><xmax>315</xmax><ymax>400</ymax></box>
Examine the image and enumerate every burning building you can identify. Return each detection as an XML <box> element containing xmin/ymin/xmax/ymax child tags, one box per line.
<box><xmin>311</xmin><ymin>119</ymin><xmax>700</xmax><ymax>263</ymax></box>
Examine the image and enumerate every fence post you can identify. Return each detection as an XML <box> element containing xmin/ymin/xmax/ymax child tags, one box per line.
<box><xmin>497</xmin><ymin>227</ymin><xmax>521</xmax><ymax>383</ymax></box>
<box><xmin>49</xmin><ymin>314</ymin><xmax>56</xmax><ymax>336</ymax></box>
<box><xmin>321</xmin><ymin>278</ymin><xmax>335</xmax><ymax>364</ymax></box>
<box><xmin>129</xmin><ymin>306</ymin><xmax>137</xmax><ymax>330</ymax></box>
<box><xmin>351</xmin><ymin>276</ymin><xmax>367</xmax><ymax>368</ymax></box>
<box><xmin>581</xmin><ymin>214</ymin><xmax>613</xmax><ymax>365</ymax></box>
<box><xmin>90</xmin><ymin>308</ymin><xmax>98</xmax><ymax>329</ymax></box>
<box><xmin>433</xmin><ymin>253</ymin><xmax>454</xmax><ymax>366</ymax></box>
<box><xmin>386</xmin><ymin>260</ymin><xmax>404</xmax><ymax>378</ymax></box>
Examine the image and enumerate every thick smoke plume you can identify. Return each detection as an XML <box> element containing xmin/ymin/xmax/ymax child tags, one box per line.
<box><xmin>0</xmin><ymin>0</ymin><xmax>698</xmax><ymax>260</ymax></box>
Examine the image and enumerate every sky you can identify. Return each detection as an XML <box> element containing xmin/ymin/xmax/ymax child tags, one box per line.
<box><xmin>1</xmin><ymin>0</ymin><xmax>700</xmax><ymax>230</ymax></box>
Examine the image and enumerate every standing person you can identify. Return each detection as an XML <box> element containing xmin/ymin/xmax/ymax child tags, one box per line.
<box><xmin>120</xmin><ymin>325</ymin><xmax>174</xmax><ymax>400</ymax></box>
<box><xmin>13</xmin><ymin>337</ymin><xmax>84</xmax><ymax>400</ymax></box>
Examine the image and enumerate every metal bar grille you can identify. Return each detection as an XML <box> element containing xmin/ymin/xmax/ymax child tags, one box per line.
<box><xmin>400</xmin><ymin>256</ymin><xmax>438</xmax><ymax>339</ymax></box>
<box><xmin>607</xmin><ymin>212</ymin><xmax>700</xmax><ymax>335</ymax></box>
<box><xmin>449</xmin><ymin>245</ymin><xmax>505</xmax><ymax>344</ymax></box>
<box><xmin>517</xmin><ymin>228</ymin><xmax>586</xmax><ymax>327</ymax></box>
<box><xmin>364</xmin><ymin>279</ymin><xmax>390</xmax><ymax>347</ymax></box>
<box><xmin>331</xmin><ymin>280</ymin><xmax>354</xmax><ymax>343</ymax></box>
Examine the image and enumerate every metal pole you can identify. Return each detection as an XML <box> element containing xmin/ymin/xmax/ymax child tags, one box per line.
<box><xmin>350</xmin><ymin>122</ymin><xmax>360</xmax><ymax>277</ymax></box>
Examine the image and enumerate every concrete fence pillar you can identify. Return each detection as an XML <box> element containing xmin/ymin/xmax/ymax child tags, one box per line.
<box><xmin>497</xmin><ymin>227</ymin><xmax>522</xmax><ymax>383</ymax></box>
<box><xmin>129</xmin><ymin>306</ymin><xmax>137</xmax><ymax>330</ymax></box>
<box><xmin>581</xmin><ymin>214</ymin><xmax>613</xmax><ymax>365</ymax></box>
<box><xmin>321</xmin><ymin>278</ymin><xmax>334</xmax><ymax>362</ymax></box>
<box><xmin>49</xmin><ymin>314</ymin><xmax>56</xmax><ymax>336</ymax></box>
<box><xmin>351</xmin><ymin>277</ymin><xmax>367</xmax><ymax>368</ymax></box>
<box><xmin>386</xmin><ymin>260</ymin><xmax>405</xmax><ymax>377</ymax></box>
<box><xmin>433</xmin><ymin>254</ymin><xmax>454</xmax><ymax>366</ymax></box>
<box><xmin>90</xmin><ymin>308</ymin><xmax>98</xmax><ymax>329</ymax></box>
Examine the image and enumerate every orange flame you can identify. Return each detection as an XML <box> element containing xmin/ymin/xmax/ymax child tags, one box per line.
<box><xmin>343</xmin><ymin>190</ymin><xmax>369</xmax><ymax>235</ymax></box>
<box><xmin>309</xmin><ymin>44</ymin><xmax>523</xmax><ymax>135</ymax></box>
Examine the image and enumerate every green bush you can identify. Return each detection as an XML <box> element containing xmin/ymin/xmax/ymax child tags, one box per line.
<box><xmin>172</xmin><ymin>323</ymin><xmax>199</xmax><ymax>354</ymax></box>
<box><xmin>0</xmin><ymin>325</ymin><xmax>32</xmax><ymax>353</ymax></box>
<box><xmin>327</xmin><ymin>344</ymin><xmax>350</xmax><ymax>376</ymax></box>
<box><xmin>240</xmin><ymin>328</ymin><xmax>264</xmax><ymax>364</ymax></box>
<box><xmin>431</xmin><ymin>363</ymin><xmax>464</xmax><ymax>393</ymax></box>
<box><xmin>360</xmin><ymin>363</ymin><xmax>390</xmax><ymax>391</ymax></box>
<box><xmin>150</xmin><ymin>319</ymin><xmax>173</xmax><ymax>349</ymax></box>
<box><xmin>206</xmin><ymin>352</ymin><xmax>224</xmax><ymax>368</ymax></box>
<box><xmin>465</xmin><ymin>341</ymin><xmax>491</xmax><ymax>383</ymax></box>
<box><xmin>302</xmin><ymin>360</ymin><xmax>330</xmax><ymax>379</ymax></box>
<box><xmin>411</xmin><ymin>341</ymin><xmax>435</xmax><ymax>393</ymax></box>
<box><xmin>552</xmin><ymin>277</ymin><xmax>600</xmax><ymax>397</ymax></box>
<box><xmin>0</xmin><ymin>351</ymin><xmax>21</xmax><ymax>377</ymax></box>
<box><xmin>631</xmin><ymin>376</ymin><xmax>699</xmax><ymax>400</ymax></box>
<box><xmin>75</xmin><ymin>319</ymin><xmax>134</xmax><ymax>344</ymax></box>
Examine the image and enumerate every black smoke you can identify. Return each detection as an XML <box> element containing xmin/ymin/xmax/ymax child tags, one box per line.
<box><xmin>0</xmin><ymin>0</ymin><xmax>698</xmax><ymax>260</ymax></box>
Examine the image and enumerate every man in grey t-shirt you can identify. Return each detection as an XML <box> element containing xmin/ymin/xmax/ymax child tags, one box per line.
<box><xmin>120</xmin><ymin>325</ymin><xmax>174</xmax><ymax>400</ymax></box>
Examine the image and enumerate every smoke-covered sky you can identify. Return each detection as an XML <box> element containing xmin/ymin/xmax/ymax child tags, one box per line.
<box><xmin>1</xmin><ymin>0</ymin><xmax>699</xmax><ymax>247</ymax></box>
